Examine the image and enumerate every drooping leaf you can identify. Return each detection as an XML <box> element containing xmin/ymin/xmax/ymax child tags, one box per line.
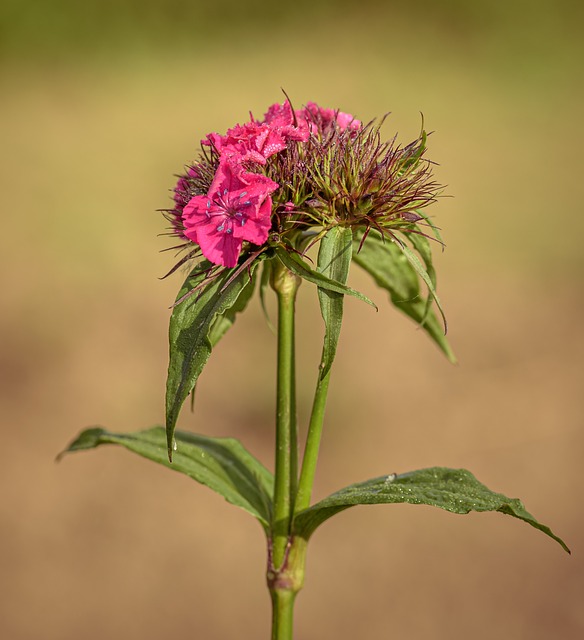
<box><xmin>274</xmin><ymin>244</ymin><xmax>376</xmax><ymax>309</ymax></box>
<box><xmin>395</xmin><ymin>235</ymin><xmax>447</xmax><ymax>331</ymax></box>
<box><xmin>353</xmin><ymin>229</ymin><xmax>456</xmax><ymax>363</ymax></box>
<box><xmin>293</xmin><ymin>467</ymin><xmax>570</xmax><ymax>553</ymax></box>
<box><xmin>316</xmin><ymin>226</ymin><xmax>353</xmax><ymax>380</ymax></box>
<box><xmin>166</xmin><ymin>259</ymin><xmax>262</xmax><ymax>458</ymax></box>
<box><xmin>60</xmin><ymin>426</ymin><xmax>274</xmax><ymax>531</ymax></box>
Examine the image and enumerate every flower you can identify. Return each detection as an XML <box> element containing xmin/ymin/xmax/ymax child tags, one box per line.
<box><xmin>263</xmin><ymin>101</ymin><xmax>310</xmax><ymax>143</ymax></box>
<box><xmin>182</xmin><ymin>161</ymin><xmax>278</xmax><ymax>268</ymax></box>
<box><xmin>204</xmin><ymin>122</ymin><xmax>284</xmax><ymax>165</ymax></box>
<box><xmin>301</xmin><ymin>101</ymin><xmax>361</xmax><ymax>133</ymax></box>
<box><xmin>205</xmin><ymin>102</ymin><xmax>310</xmax><ymax>166</ymax></box>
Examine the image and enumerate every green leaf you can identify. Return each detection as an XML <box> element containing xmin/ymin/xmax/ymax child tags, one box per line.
<box><xmin>293</xmin><ymin>467</ymin><xmax>570</xmax><ymax>553</ymax></box>
<box><xmin>406</xmin><ymin>231</ymin><xmax>437</xmax><ymax>289</ymax></box>
<box><xmin>60</xmin><ymin>426</ymin><xmax>274</xmax><ymax>531</ymax></box>
<box><xmin>395</xmin><ymin>239</ymin><xmax>446</xmax><ymax>326</ymax></box>
<box><xmin>274</xmin><ymin>244</ymin><xmax>376</xmax><ymax>309</ymax></box>
<box><xmin>188</xmin><ymin>278</ymin><xmax>256</xmax><ymax>422</ymax></box>
<box><xmin>401</xmin><ymin>232</ymin><xmax>437</xmax><ymax>335</ymax></box>
<box><xmin>207</xmin><ymin>270</ymin><xmax>257</xmax><ymax>347</ymax></box>
<box><xmin>316</xmin><ymin>226</ymin><xmax>353</xmax><ymax>380</ymax></box>
<box><xmin>166</xmin><ymin>260</ymin><xmax>262</xmax><ymax>459</ymax></box>
<box><xmin>259</xmin><ymin>258</ymin><xmax>275</xmax><ymax>332</ymax></box>
<box><xmin>353</xmin><ymin>230</ymin><xmax>456</xmax><ymax>363</ymax></box>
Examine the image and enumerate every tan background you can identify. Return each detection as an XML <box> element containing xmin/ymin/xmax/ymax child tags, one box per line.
<box><xmin>1</xmin><ymin>1</ymin><xmax>582</xmax><ymax>638</ymax></box>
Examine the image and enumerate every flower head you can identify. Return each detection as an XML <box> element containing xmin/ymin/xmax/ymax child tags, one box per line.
<box><xmin>165</xmin><ymin>99</ymin><xmax>441</xmax><ymax>271</ymax></box>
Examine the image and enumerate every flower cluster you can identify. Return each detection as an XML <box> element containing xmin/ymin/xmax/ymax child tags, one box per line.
<box><xmin>166</xmin><ymin>101</ymin><xmax>360</xmax><ymax>268</ymax></box>
<box><xmin>165</xmin><ymin>99</ymin><xmax>439</xmax><ymax>271</ymax></box>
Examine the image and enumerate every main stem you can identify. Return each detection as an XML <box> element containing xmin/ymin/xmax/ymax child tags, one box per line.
<box><xmin>269</xmin><ymin>261</ymin><xmax>302</xmax><ymax>640</ymax></box>
<box><xmin>272</xmin><ymin>263</ymin><xmax>300</xmax><ymax>567</ymax></box>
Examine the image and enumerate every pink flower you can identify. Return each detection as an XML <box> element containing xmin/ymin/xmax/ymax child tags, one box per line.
<box><xmin>263</xmin><ymin>101</ymin><xmax>310</xmax><ymax>143</ymax></box>
<box><xmin>205</xmin><ymin>123</ymin><xmax>277</xmax><ymax>165</ymax></box>
<box><xmin>301</xmin><ymin>101</ymin><xmax>361</xmax><ymax>133</ymax></box>
<box><xmin>182</xmin><ymin>161</ymin><xmax>278</xmax><ymax>268</ymax></box>
<box><xmin>205</xmin><ymin>115</ymin><xmax>304</xmax><ymax>166</ymax></box>
<box><xmin>205</xmin><ymin>102</ymin><xmax>311</xmax><ymax>166</ymax></box>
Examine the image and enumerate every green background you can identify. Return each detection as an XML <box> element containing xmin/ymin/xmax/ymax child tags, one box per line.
<box><xmin>1</xmin><ymin>1</ymin><xmax>582</xmax><ymax>638</ymax></box>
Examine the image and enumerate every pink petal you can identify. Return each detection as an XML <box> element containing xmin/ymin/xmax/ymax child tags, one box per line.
<box><xmin>238</xmin><ymin>196</ymin><xmax>273</xmax><ymax>245</ymax></box>
<box><xmin>182</xmin><ymin>194</ymin><xmax>213</xmax><ymax>243</ymax></box>
<box><xmin>196</xmin><ymin>225</ymin><xmax>243</xmax><ymax>268</ymax></box>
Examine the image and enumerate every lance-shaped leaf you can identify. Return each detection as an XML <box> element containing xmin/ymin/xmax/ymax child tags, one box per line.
<box><xmin>353</xmin><ymin>229</ymin><xmax>456</xmax><ymax>363</ymax></box>
<box><xmin>60</xmin><ymin>426</ymin><xmax>274</xmax><ymax>531</ymax></box>
<box><xmin>316</xmin><ymin>226</ymin><xmax>353</xmax><ymax>380</ymax></box>
<box><xmin>166</xmin><ymin>260</ymin><xmax>262</xmax><ymax>458</ymax></box>
<box><xmin>293</xmin><ymin>467</ymin><xmax>569</xmax><ymax>553</ymax></box>
<box><xmin>274</xmin><ymin>244</ymin><xmax>375</xmax><ymax>309</ymax></box>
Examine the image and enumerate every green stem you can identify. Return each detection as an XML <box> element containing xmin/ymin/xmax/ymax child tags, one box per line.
<box><xmin>270</xmin><ymin>589</ymin><xmax>296</xmax><ymax>640</ymax></box>
<box><xmin>294</xmin><ymin>367</ymin><xmax>331</xmax><ymax>514</ymax></box>
<box><xmin>290</xmin><ymin>326</ymin><xmax>299</xmax><ymax>503</ymax></box>
<box><xmin>271</xmin><ymin>262</ymin><xmax>300</xmax><ymax>568</ymax></box>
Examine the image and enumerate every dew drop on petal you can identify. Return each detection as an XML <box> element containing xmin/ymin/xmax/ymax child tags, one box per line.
<box><xmin>172</xmin><ymin>438</ymin><xmax>178</xmax><ymax>452</ymax></box>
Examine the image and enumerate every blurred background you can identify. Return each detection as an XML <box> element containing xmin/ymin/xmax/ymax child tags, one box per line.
<box><xmin>1</xmin><ymin>1</ymin><xmax>582</xmax><ymax>638</ymax></box>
